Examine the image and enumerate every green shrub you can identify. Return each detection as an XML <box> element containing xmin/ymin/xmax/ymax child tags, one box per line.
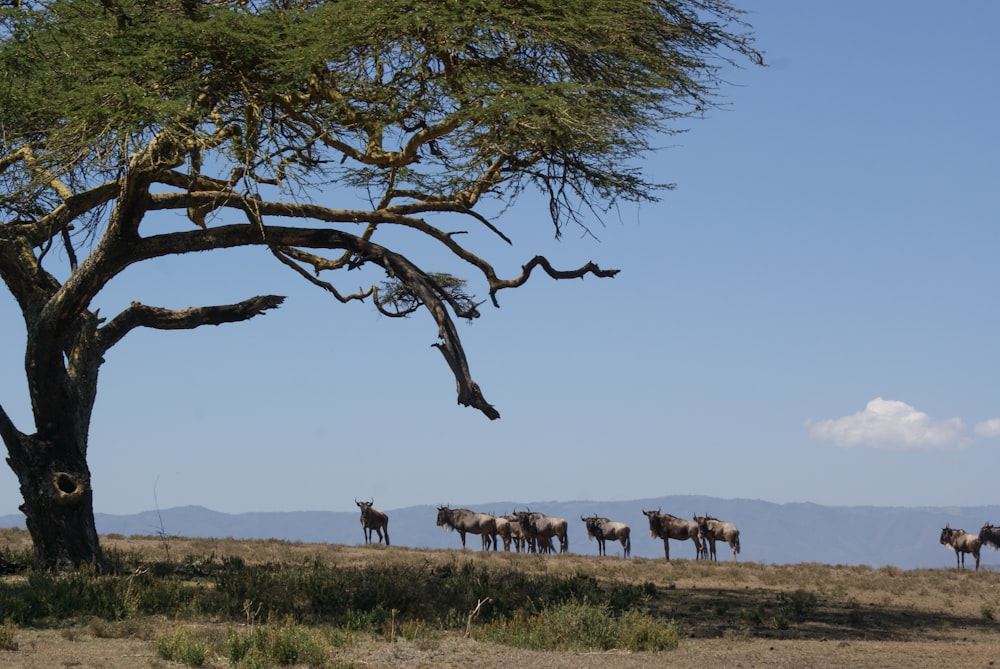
<box><xmin>477</xmin><ymin>601</ymin><xmax>679</xmax><ymax>652</ymax></box>
<box><xmin>226</xmin><ymin>616</ymin><xmax>328</xmax><ymax>668</ymax></box>
<box><xmin>156</xmin><ymin>627</ymin><xmax>209</xmax><ymax>667</ymax></box>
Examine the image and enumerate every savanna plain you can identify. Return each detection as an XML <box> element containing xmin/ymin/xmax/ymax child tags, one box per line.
<box><xmin>1</xmin><ymin>528</ymin><xmax>999</xmax><ymax>668</ymax></box>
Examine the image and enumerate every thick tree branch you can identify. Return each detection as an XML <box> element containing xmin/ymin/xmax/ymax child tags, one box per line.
<box><xmin>0</xmin><ymin>402</ymin><xmax>25</xmax><ymax>453</ymax></box>
<box><xmin>96</xmin><ymin>295</ymin><xmax>285</xmax><ymax>354</ymax></box>
<box><xmin>146</xmin><ymin>191</ymin><xmax>511</xmax><ymax>289</ymax></box>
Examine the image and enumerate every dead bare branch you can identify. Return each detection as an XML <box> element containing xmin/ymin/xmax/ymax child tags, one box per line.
<box><xmin>488</xmin><ymin>256</ymin><xmax>620</xmax><ymax>307</ymax></box>
<box><xmin>96</xmin><ymin>295</ymin><xmax>285</xmax><ymax>354</ymax></box>
<box><xmin>465</xmin><ymin>597</ymin><xmax>492</xmax><ymax>638</ymax></box>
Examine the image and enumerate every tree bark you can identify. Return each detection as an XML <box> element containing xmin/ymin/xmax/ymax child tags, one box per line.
<box><xmin>6</xmin><ymin>433</ymin><xmax>105</xmax><ymax>570</ymax></box>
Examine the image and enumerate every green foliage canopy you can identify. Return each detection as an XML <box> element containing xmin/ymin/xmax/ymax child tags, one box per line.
<box><xmin>1</xmin><ymin>0</ymin><xmax>759</xmax><ymax>422</ymax></box>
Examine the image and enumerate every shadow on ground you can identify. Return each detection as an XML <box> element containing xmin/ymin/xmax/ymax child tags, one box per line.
<box><xmin>653</xmin><ymin>585</ymin><xmax>995</xmax><ymax>642</ymax></box>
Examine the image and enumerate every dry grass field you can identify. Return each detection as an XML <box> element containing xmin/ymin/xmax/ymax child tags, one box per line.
<box><xmin>2</xmin><ymin>528</ymin><xmax>1000</xmax><ymax>668</ymax></box>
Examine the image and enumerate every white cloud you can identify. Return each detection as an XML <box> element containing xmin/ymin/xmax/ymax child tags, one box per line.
<box><xmin>806</xmin><ymin>397</ymin><xmax>970</xmax><ymax>450</ymax></box>
<box><xmin>974</xmin><ymin>418</ymin><xmax>1000</xmax><ymax>439</ymax></box>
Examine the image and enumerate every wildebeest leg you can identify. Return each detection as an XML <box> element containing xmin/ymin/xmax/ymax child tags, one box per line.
<box><xmin>663</xmin><ymin>538</ymin><xmax>670</xmax><ymax>561</ymax></box>
<box><xmin>459</xmin><ymin>530</ymin><xmax>467</xmax><ymax>549</ymax></box>
<box><xmin>383</xmin><ymin>526</ymin><xmax>390</xmax><ymax>546</ymax></box>
<box><xmin>691</xmin><ymin>537</ymin><xmax>703</xmax><ymax>560</ymax></box>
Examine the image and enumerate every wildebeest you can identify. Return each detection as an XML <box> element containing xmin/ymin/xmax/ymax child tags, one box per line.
<box><xmin>505</xmin><ymin>515</ymin><xmax>526</xmax><ymax>552</ymax></box>
<box><xmin>695</xmin><ymin>514</ymin><xmax>741</xmax><ymax>563</ymax></box>
<box><xmin>493</xmin><ymin>514</ymin><xmax>527</xmax><ymax>552</ymax></box>
<box><xmin>436</xmin><ymin>506</ymin><xmax>497</xmax><ymax>551</ymax></box>
<box><xmin>642</xmin><ymin>508</ymin><xmax>703</xmax><ymax>561</ymax></box>
<box><xmin>940</xmin><ymin>525</ymin><xmax>981</xmax><ymax>570</ymax></box>
<box><xmin>514</xmin><ymin>510</ymin><xmax>569</xmax><ymax>554</ymax></box>
<box><xmin>980</xmin><ymin>523</ymin><xmax>1000</xmax><ymax>551</ymax></box>
<box><xmin>581</xmin><ymin>515</ymin><xmax>631</xmax><ymax>558</ymax></box>
<box><xmin>355</xmin><ymin>498</ymin><xmax>389</xmax><ymax>546</ymax></box>
<box><xmin>493</xmin><ymin>515</ymin><xmax>512</xmax><ymax>551</ymax></box>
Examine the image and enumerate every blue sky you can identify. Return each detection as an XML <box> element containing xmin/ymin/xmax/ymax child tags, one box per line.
<box><xmin>2</xmin><ymin>1</ymin><xmax>998</xmax><ymax>517</ymax></box>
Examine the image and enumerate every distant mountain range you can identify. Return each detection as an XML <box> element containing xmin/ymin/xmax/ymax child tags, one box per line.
<box><xmin>3</xmin><ymin>496</ymin><xmax>999</xmax><ymax>570</ymax></box>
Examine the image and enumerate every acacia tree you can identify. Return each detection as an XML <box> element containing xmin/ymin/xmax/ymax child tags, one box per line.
<box><xmin>0</xmin><ymin>0</ymin><xmax>760</xmax><ymax>568</ymax></box>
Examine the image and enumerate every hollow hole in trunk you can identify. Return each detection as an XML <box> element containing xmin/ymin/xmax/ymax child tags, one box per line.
<box><xmin>54</xmin><ymin>472</ymin><xmax>80</xmax><ymax>496</ymax></box>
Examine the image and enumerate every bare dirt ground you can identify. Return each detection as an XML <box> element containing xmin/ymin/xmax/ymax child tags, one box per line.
<box><xmin>4</xmin><ymin>627</ymin><xmax>1000</xmax><ymax>668</ymax></box>
<box><xmin>3</xmin><ymin>531</ymin><xmax>1000</xmax><ymax>668</ymax></box>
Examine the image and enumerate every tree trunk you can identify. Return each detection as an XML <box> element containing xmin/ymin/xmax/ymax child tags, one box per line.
<box><xmin>6</xmin><ymin>433</ymin><xmax>105</xmax><ymax>570</ymax></box>
<box><xmin>1</xmin><ymin>301</ymin><xmax>109</xmax><ymax>570</ymax></box>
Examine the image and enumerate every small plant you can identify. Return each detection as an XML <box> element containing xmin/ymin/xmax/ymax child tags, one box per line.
<box><xmin>326</xmin><ymin>627</ymin><xmax>356</xmax><ymax>648</ymax></box>
<box><xmin>0</xmin><ymin>619</ymin><xmax>18</xmax><ymax>651</ymax></box>
<box><xmin>122</xmin><ymin>566</ymin><xmax>149</xmax><ymax>617</ymax></box>
<box><xmin>156</xmin><ymin>627</ymin><xmax>209</xmax><ymax>667</ymax></box>
<box><xmin>778</xmin><ymin>589</ymin><xmax>818</xmax><ymax>620</ymax></box>
<box><xmin>766</xmin><ymin>614</ymin><xmax>789</xmax><ymax>630</ymax></box>
<box><xmin>981</xmin><ymin>605</ymin><xmax>995</xmax><ymax>621</ymax></box>
<box><xmin>741</xmin><ymin>605</ymin><xmax>765</xmax><ymax>626</ymax></box>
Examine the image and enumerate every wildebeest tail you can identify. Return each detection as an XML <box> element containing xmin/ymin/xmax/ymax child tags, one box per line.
<box><xmin>734</xmin><ymin>534</ymin><xmax>741</xmax><ymax>555</ymax></box>
<box><xmin>625</xmin><ymin>535</ymin><xmax>632</xmax><ymax>558</ymax></box>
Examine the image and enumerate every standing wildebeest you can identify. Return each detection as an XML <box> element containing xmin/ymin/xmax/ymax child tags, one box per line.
<box><xmin>493</xmin><ymin>515</ymin><xmax>527</xmax><ymax>552</ymax></box>
<box><xmin>355</xmin><ymin>498</ymin><xmax>389</xmax><ymax>545</ymax></box>
<box><xmin>695</xmin><ymin>514</ymin><xmax>741</xmax><ymax>563</ymax></box>
<box><xmin>493</xmin><ymin>515</ymin><xmax>512</xmax><ymax>551</ymax></box>
<box><xmin>436</xmin><ymin>506</ymin><xmax>497</xmax><ymax>551</ymax></box>
<box><xmin>504</xmin><ymin>515</ymin><xmax>526</xmax><ymax>552</ymax></box>
<box><xmin>581</xmin><ymin>515</ymin><xmax>631</xmax><ymax>558</ymax></box>
<box><xmin>940</xmin><ymin>526</ymin><xmax>981</xmax><ymax>571</ymax></box>
<box><xmin>642</xmin><ymin>508</ymin><xmax>703</xmax><ymax>561</ymax></box>
<box><xmin>514</xmin><ymin>510</ymin><xmax>569</xmax><ymax>554</ymax></box>
<box><xmin>980</xmin><ymin>523</ymin><xmax>1000</xmax><ymax>551</ymax></box>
